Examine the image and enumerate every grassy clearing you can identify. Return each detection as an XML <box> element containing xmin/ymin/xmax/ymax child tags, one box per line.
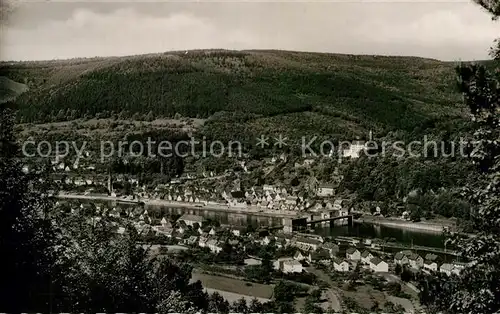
<box><xmin>190</xmin><ymin>271</ymin><xmax>274</xmax><ymax>300</ymax></box>
<box><xmin>340</xmin><ymin>284</ymin><xmax>388</xmax><ymax>311</ymax></box>
<box><xmin>17</xmin><ymin>117</ymin><xmax>205</xmax><ymax>138</ymax></box>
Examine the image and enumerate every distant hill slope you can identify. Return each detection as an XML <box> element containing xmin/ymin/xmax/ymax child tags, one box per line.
<box><xmin>0</xmin><ymin>50</ymin><xmax>469</xmax><ymax>140</ymax></box>
<box><xmin>0</xmin><ymin>76</ymin><xmax>28</xmax><ymax>104</ymax></box>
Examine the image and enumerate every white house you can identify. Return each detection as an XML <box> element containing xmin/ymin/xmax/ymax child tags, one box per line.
<box><xmin>206</xmin><ymin>239</ymin><xmax>222</xmax><ymax>253</ymax></box>
<box><xmin>231</xmin><ymin>226</ymin><xmax>246</xmax><ymax>237</ymax></box>
<box><xmin>440</xmin><ymin>263</ymin><xmax>454</xmax><ymax>276</ymax></box>
<box><xmin>452</xmin><ymin>264</ymin><xmax>464</xmax><ymax>276</ymax></box>
<box><xmin>317</xmin><ymin>184</ymin><xmax>335</xmax><ymax>197</ymax></box>
<box><xmin>208</xmin><ymin>228</ymin><xmax>217</xmax><ymax>236</ymax></box>
<box><xmin>273</xmin><ymin>257</ymin><xmax>303</xmax><ymax>273</ymax></box>
<box><xmin>199</xmin><ymin>236</ymin><xmax>209</xmax><ymax>248</ymax></box>
<box><xmin>273</xmin><ymin>257</ymin><xmax>291</xmax><ymax>270</ymax></box>
<box><xmin>161</xmin><ymin>217</ymin><xmax>168</xmax><ymax>227</ymax></box>
<box><xmin>260</xmin><ymin>236</ymin><xmax>272</xmax><ymax>246</ymax></box>
<box><xmin>408</xmin><ymin>253</ymin><xmax>424</xmax><ymax>269</ymax></box>
<box><xmin>346</xmin><ymin>248</ymin><xmax>361</xmax><ymax>261</ymax></box>
<box><xmin>369</xmin><ymin>257</ymin><xmax>389</xmax><ymax>272</ymax></box>
<box><xmin>361</xmin><ymin>250</ymin><xmax>375</xmax><ymax>264</ymax></box>
<box><xmin>177</xmin><ymin>225</ymin><xmax>186</xmax><ymax>234</ymax></box>
<box><xmin>423</xmin><ymin>260</ymin><xmax>438</xmax><ymax>272</ymax></box>
<box><xmin>293</xmin><ymin>251</ymin><xmax>306</xmax><ymax>261</ymax></box>
<box><xmin>321</xmin><ymin>242</ymin><xmax>340</xmax><ymax>257</ymax></box>
<box><xmin>263</xmin><ymin>184</ymin><xmax>275</xmax><ymax>192</ymax></box>
<box><xmin>333</xmin><ymin>259</ymin><xmax>350</xmax><ymax>272</ymax></box>
<box><xmin>282</xmin><ymin>260</ymin><xmax>303</xmax><ymax>273</ymax></box>
<box><xmin>394</xmin><ymin>252</ymin><xmax>409</xmax><ymax>265</ymax></box>
<box><xmin>342</xmin><ymin>140</ymin><xmax>366</xmax><ymax>159</ymax></box>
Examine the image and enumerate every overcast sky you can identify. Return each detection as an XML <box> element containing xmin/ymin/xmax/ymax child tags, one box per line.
<box><xmin>1</xmin><ymin>0</ymin><xmax>499</xmax><ymax>61</ymax></box>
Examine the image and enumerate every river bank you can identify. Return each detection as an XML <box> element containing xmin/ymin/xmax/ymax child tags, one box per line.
<box><xmin>56</xmin><ymin>193</ymin><xmax>298</xmax><ymax>219</ymax></box>
<box><xmin>57</xmin><ymin>193</ymin><xmax>460</xmax><ymax>233</ymax></box>
<box><xmin>354</xmin><ymin>215</ymin><xmax>456</xmax><ymax>233</ymax></box>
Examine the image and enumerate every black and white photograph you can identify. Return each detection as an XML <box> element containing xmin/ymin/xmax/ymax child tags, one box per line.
<box><xmin>0</xmin><ymin>0</ymin><xmax>499</xmax><ymax>312</ymax></box>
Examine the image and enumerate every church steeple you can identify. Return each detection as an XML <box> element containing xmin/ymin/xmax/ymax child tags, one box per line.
<box><xmin>108</xmin><ymin>168</ymin><xmax>113</xmax><ymax>195</ymax></box>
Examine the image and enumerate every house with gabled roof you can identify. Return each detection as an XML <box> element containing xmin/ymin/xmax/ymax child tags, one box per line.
<box><xmin>185</xmin><ymin>235</ymin><xmax>198</xmax><ymax>246</ymax></box>
<box><xmin>294</xmin><ymin>251</ymin><xmax>306</xmax><ymax>261</ymax></box>
<box><xmin>394</xmin><ymin>252</ymin><xmax>410</xmax><ymax>265</ymax></box>
<box><xmin>425</xmin><ymin>253</ymin><xmax>439</xmax><ymax>262</ymax></box>
<box><xmin>294</xmin><ymin>237</ymin><xmax>322</xmax><ymax>251</ymax></box>
<box><xmin>333</xmin><ymin>199</ymin><xmax>343</xmax><ymax>210</ymax></box>
<box><xmin>322</xmin><ymin>242</ymin><xmax>340</xmax><ymax>257</ymax></box>
<box><xmin>231</xmin><ymin>226</ymin><xmax>246</xmax><ymax>237</ymax></box>
<box><xmin>408</xmin><ymin>253</ymin><xmax>424</xmax><ymax>269</ymax></box>
<box><xmin>260</xmin><ymin>236</ymin><xmax>272</xmax><ymax>246</ymax></box>
<box><xmin>423</xmin><ymin>259</ymin><xmax>438</xmax><ymax>272</ymax></box>
<box><xmin>369</xmin><ymin>257</ymin><xmax>388</xmax><ymax>272</ymax></box>
<box><xmin>207</xmin><ymin>239</ymin><xmax>222</xmax><ymax>254</ymax></box>
<box><xmin>308</xmin><ymin>249</ymin><xmax>331</xmax><ymax>265</ymax></box>
<box><xmin>361</xmin><ymin>250</ymin><xmax>375</xmax><ymax>264</ymax></box>
<box><xmin>176</xmin><ymin>221</ymin><xmax>187</xmax><ymax>235</ymax></box>
<box><xmin>439</xmin><ymin>263</ymin><xmax>454</xmax><ymax>276</ymax></box>
<box><xmin>451</xmin><ymin>264</ymin><xmax>464</xmax><ymax>276</ymax></box>
<box><xmin>273</xmin><ymin>258</ymin><xmax>303</xmax><ymax>274</ymax></box>
<box><xmin>198</xmin><ymin>236</ymin><xmax>209</xmax><ymax>247</ymax></box>
<box><xmin>333</xmin><ymin>258</ymin><xmax>350</xmax><ymax>272</ymax></box>
<box><xmin>109</xmin><ymin>208</ymin><xmax>120</xmax><ymax>218</ymax></box>
<box><xmin>346</xmin><ymin>248</ymin><xmax>361</xmax><ymax>261</ymax></box>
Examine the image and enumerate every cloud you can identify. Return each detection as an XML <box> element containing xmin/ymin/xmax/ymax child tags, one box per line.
<box><xmin>0</xmin><ymin>2</ymin><xmax>498</xmax><ymax>61</ymax></box>
<box><xmin>1</xmin><ymin>7</ymin><xmax>261</xmax><ymax>60</ymax></box>
<box><xmin>363</xmin><ymin>7</ymin><xmax>498</xmax><ymax>45</ymax></box>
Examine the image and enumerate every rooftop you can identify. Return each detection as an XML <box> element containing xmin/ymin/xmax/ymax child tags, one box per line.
<box><xmin>296</xmin><ymin>237</ymin><xmax>322</xmax><ymax>245</ymax></box>
<box><xmin>361</xmin><ymin>250</ymin><xmax>372</xmax><ymax>258</ymax></box>
<box><xmin>284</xmin><ymin>259</ymin><xmax>302</xmax><ymax>266</ymax></box>
<box><xmin>370</xmin><ymin>257</ymin><xmax>384</xmax><ymax>265</ymax></box>
<box><xmin>346</xmin><ymin>247</ymin><xmax>359</xmax><ymax>254</ymax></box>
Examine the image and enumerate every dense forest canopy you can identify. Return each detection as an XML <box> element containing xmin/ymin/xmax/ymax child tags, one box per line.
<box><xmin>1</xmin><ymin>50</ymin><xmax>470</xmax><ymax>140</ymax></box>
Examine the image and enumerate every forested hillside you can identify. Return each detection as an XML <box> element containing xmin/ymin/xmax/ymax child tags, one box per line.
<box><xmin>0</xmin><ymin>76</ymin><xmax>28</xmax><ymax>104</ymax></box>
<box><xmin>1</xmin><ymin>50</ymin><xmax>468</xmax><ymax>141</ymax></box>
<box><xmin>1</xmin><ymin>50</ymin><xmax>483</xmax><ymax>221</ymax></box>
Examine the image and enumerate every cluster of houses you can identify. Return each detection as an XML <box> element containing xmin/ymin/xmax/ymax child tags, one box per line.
<box><xmin>136</xmin><ymin>180</ymin><xmax>352</xmax><ymax>215</ymax></box>
<box><xmin>39</xmin><ymin>149</ymin><xmax>354</xmax><ymax>213</ymax></box>
<box><xmin>68</xmin><ymin>200</ymin><xmax>470</xmax><ymax>285</ymax></box>
<box><xmin>394</xmin><ymin>250</ymin><xmax>465</xmax><ymax>276</ymax></box>
<box><xmin>342</xmin><ymin>247</ymin><xmax>389</xmax><ymax>273</ymax></box>
<box><xmin>270</xmin><ymin>239</ymin><xmax>391</xmax><ymax>274</ymax></box>
<box><xmin>222</xmin><ymin>184</ymin><xmax>312</xmax><ymax>211</ymax></box>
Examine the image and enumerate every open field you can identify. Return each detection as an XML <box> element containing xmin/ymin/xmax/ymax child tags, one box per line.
<box><xmin>341</xmin><ymin>284</ymin><xmax>388</xmax><ymax>311</ymax></box>
<box><xmin>203</xmin><ymin>288</ymin><xmax>270</xmax><ymax>304</ymax></box>
<box><xmin>17</xmin><ymin>117</ymin><xmax>205</xmax><ymax>137</ymax></box>
<box><xmin>190</xmin><ymin>271</ymin><xmax>274</xmax><ymax>301</ymax></box>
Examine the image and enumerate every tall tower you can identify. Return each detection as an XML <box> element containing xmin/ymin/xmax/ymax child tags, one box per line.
<box><xmin>107</xmin><ymin>169</ymin><xmax>113</xmax><ymax>195</ymax></box>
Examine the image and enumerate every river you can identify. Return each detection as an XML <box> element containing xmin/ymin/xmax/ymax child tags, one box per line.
<box><xmin>69</xmin><ymin>199</ymin><xmax>447</xmax><ymax>249</ymax></box>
